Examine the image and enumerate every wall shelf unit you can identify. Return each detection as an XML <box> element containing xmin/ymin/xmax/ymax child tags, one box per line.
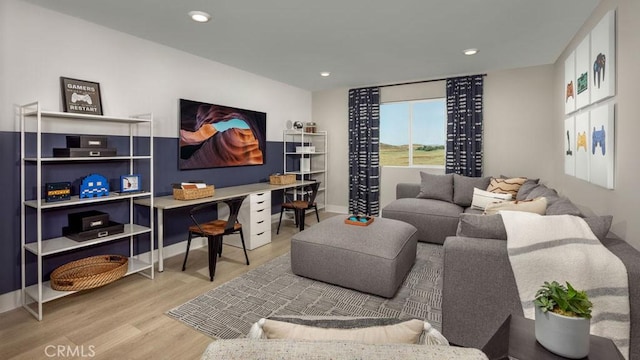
<box><xmin>20</xmin><ymin>101</ymin><xmax>154</xmax><ymax>320</ymax></box>
<box><xmin>282</xmin><ymin>130</ymin><xmax>327</xmax><ymax>209</ymax></box>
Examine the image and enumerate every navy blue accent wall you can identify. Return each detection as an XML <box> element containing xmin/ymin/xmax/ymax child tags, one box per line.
<box><xmin>1</xmin><ymin>131</ymin><xmax>285</xmax><ymax>295</ymax></box>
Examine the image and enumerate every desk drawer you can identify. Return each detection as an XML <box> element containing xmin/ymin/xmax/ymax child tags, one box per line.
<box><xmin>250</xmin><ymin>218</ymin><xmax>271</xmax><ymax>235</ymax></box>
<box><xmin>250</xmin><ymin>192</ymin><xmax>271</xmax><ymax>205</ymax></box>
<box><xmin>248</xmin><ymin>230</ymin><xmax>271</xmax><ymax>249</ymax></box>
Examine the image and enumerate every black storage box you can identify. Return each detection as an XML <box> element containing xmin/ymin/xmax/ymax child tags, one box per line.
<box><xmin>63</xmin><ymin>221</ymin><xmax>124</xmax><ymax>242</ymax></box>
<box><xmin>53</xmin><ymin>148</ymin><xmax>117</xmax><ymax>157</ymax></box>
<box><xmin>67</xmin><ymin>210</ymin><xmax>110</xmax><ymax>231</ymax></box>
<box><xmin>66</xmin><ymin>135</ymin><xmax>108</xmax><ymax>148</ymax></box>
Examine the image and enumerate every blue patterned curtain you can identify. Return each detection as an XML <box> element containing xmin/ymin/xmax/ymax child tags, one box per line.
<box><xmin>348</xmin><ymin>87</ymin><xmax>380</xmax><ymax>216</ymax></box>
<box><xmin>446</xmin><ymin>75</ymin><xmax>484</xmax><ymax>176</ymax></box>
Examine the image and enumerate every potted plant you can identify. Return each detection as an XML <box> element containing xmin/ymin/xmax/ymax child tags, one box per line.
<box><xmin>534</xmin><ymin>281</ymin><xmax>593</xmax><ymax>359</ymax></box>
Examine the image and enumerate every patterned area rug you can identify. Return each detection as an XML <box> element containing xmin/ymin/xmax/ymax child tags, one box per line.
<box><xmin>167</xmin><ymin>242</ymin><xmax>444</xmax><ymax>339</ymax></box>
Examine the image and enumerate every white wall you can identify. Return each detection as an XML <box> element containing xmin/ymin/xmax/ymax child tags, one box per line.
<box><xmin>552</xmin><ymin>0</ymin><xmax>640</xmax><ymax>248</ymax></box>
<box><xmin>0</xmin><ymin>0</ymin><xmax>311</xmax><ymax>138</ymax></box>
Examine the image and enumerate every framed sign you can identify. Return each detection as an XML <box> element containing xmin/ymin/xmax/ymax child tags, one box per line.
<box><xmin>120</xmin><ymin>174</ymin><xmax>141</xmax><ymax>193</ymax></box>
<box><xmin>60</xmin><ymin>77</ymin><xmax>103</xmax><ymax>115</ymax></box>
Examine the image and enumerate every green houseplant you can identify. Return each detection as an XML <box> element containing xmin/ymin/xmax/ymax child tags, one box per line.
<box><xmin>533</xmin><ymin>281</ymin><xmax>593</xmax><ymax>359</ymax></box>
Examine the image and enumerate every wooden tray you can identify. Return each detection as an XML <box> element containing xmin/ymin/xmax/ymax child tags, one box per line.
<box><xmin>344</xmin><ymin>215</ymin><xmax>374</xmax><ymax>226</ymax></box>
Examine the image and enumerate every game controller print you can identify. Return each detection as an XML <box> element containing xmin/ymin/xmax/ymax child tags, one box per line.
<box><xmin>71</xmin><ymin>92</ymin><xmax>93</xmax><ymax>105</ymax></box>
<box><xmin>592</xmin><ymin>125</ymin><xmax>606</xmax><ymax>155</ymax></box>
<box><xmin>593</xmin><ymin>53</ymin><xmax>606</xmax><ymax>89</ymax></box>
<box><xmin>576</xmin><ymin>132</ymin><xmax>587</xmax><ymax>152</ymax></box>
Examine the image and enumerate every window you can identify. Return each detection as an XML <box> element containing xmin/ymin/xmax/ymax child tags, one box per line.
<box><xmin>379</xmin><ymin>98</ymin><xmax>446</xmax><ymax>167</ymax></box>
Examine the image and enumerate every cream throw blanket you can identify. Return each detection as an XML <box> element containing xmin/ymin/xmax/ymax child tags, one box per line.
<box><xmin>500</xmin><ymin>211</ymin><xmax>630</xmax><ymax>359</ymax></box>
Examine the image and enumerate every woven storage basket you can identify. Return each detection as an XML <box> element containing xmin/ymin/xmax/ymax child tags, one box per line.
<box><xmin>50</xmin><ymin>255</ymin><xmax>128</xmax><ymax>291</ymax></box>
<box><xmin>173</xmin><ymin>185</ymin><xmax>215</xmax><ymax>200</ymax></box>
<box><xmin>270</xmin><ymin>174</ymin><xmax>296</xmax><ymax>185</ymax></box>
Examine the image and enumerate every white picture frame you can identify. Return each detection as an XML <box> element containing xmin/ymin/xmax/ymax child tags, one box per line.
<box><xmin>574</xmin><ymin>112</ymin><xmax>590</xmax><ymax>182</ymax></box>
<box><xmin>590</xmin><ymin>10</ymin><xmax>616</xmax><ymax>104</ymax></box>
<box><xmin>588</xmin><ymin>103</ymin><xmax>615</xmax><ymax>189</ymax></box>
<box><xmin>564</xmin><ymin>117</ymin><xmax>575</xmax><ymax>176</ymax></box>
<box><xmin>575</xmin><ymin>35</ymin><xmax>591</xmax><ymax>110</ymax></box>
<box><xmin>564</xmin><ymin>52</ymin><xmax>576</xmax><ymax>114</ymax></box>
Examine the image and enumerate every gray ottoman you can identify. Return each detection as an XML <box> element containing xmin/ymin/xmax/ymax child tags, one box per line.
<box><xmin>291</xmin><ymin>216</ymin><xmax>418</xmax><ymax>298</ymax></box>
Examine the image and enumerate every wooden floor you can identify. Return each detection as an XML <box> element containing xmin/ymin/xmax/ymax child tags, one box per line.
<box><xmin>0</xmin><ymin>211</ymin><xmax>338</xmax><ymax>360</ymax></box>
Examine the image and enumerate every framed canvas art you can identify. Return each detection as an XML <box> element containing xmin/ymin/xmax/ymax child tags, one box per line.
<box><xmin>564</xmin><ymin>52</ymin><xmax>576</xmax><ymax>115</ymax></box>
<box><xmin>575</xmin><ymin>35</ymin><xmax>591</xmax><ymax>110</ymax></box>
<box><xmin>590</xmin><ymin>10</ymin><xmax>616</xmax><ymax>104</ymax></box>
<box><xmin>574</xmin><ymin>112</ymin><xmax>590</xmax><ymax>182</ymax></box>
<box><xmin>588</xmin><ymin>103</ymin><xmax>615</xmax><ymax>189</ymax></box>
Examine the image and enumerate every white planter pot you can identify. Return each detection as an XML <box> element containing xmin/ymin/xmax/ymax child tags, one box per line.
<box><xmin>535</xmin><ymin>306</ymin><xmax>590</xmax><ymax>359</ymax></box>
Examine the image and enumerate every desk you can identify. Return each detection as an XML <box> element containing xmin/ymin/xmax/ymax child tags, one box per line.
<box><xmin>136</xmin><ymin>180</ymin><xmax>312</xmax><ymax>272</ymax></box>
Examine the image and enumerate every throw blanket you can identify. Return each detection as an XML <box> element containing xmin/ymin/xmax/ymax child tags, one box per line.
<box><xmin>501</xmin><ymin>211</ymin><xmax>630</xmax><ymax>359</ymax></box>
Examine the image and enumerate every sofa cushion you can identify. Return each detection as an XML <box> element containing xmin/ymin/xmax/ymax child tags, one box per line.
<box><xmin>525</xmin><ymin>184</ymin><xmax>559</xmax><ymax>205</ymax></box>
<box><xmin>583</xmin><ymin>215</ymin><xmax>613</xmax><ymax>241</ymax></box>
<box><xmin>486</xmin><ymin>177</ymin><xmax>527</xmax><ymax>198</ymax></box>
<box><xmin>545</xmin><ymin>197</ymin><xmax>583</xmax><ymax>216</ymax></box>
<box><xmin>417</xmin><ymin>172</ymin><xmax>453</xmax><ymax>202</ymax></box>
<box><xmin>456</xmin><ymin>214</ymin><xmax>507</xmax><ymax>240</ymax></box>
<box><xmin>484</xmin><ymin>197</ymin><xmax>547</xmax><ymax>215</ymax></box>
<box><xmin>453</xmin><ymin>174</ymin><xmax>491</xmax><ymax>207</ymax></box>
<box><xmin>516</xmin><ymin>180</ymin><xmax>541</xmax><ymax>200</ymax></box>
<box><xmin>386</xmin><ymin>198</ymin><xmax>463</xmax><ymax>218</ymax></box>
<box><xmin>471</xmin><ymin>188</ymin><xmax>512</xmax><ymax>210</ymax></box>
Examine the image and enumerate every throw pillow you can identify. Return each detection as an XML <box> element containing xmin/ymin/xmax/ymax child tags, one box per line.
<box><xmin>545</xmin><ymin>197</ymin><xmax>583</xmax><ymax>217</ymax></box>
<box><xmin>525</xmin><ymin>184</ymin><xmax>560</xmax><ymax>206</ymax></box>
<box><xmin>484</xmin><ymin>197</ymin><xmax>548</xmax><ymax>215</ymax></box>
<box><xmin>486</xmin><ymin>177</ymin><xmax>527</xmax><ymax>198</ymax></box>
<box><xmin>583</xmin><ymin>215</ymin><xmax>613</xmax><ymax>241</ymax></box>
<box><xmin>516</xmin><ymin>180</ymin><xmax>540</xmax><ymax>201</ymax></box>
<box><xmin>248</xmin><ymin>316</ymin><xmax>449</xmax><ymax>345</ymax></box>
<box><xmin>452</xmin><ymin>174</ymin><xmax>491</xmax><ymax>207</ymax></box>
<box><xmin>456</xmin><ymin>213</ymin><xmax>507</xmax><ymax>240</ymax></box>
<box><xmin>416</xmin><ymin>172</ymin><xmax>453</xmax><ymax>203</ymax></box>
<box><xmin>471</xmin><ymin>188</ymin><xmax>512</xmax><ymax>210</ymax></box>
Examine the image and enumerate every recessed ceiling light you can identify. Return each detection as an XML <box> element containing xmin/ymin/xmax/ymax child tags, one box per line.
<box><xmin>320</xmin><ymin>72</ymin><xmax>331</xmax><ymax>77</ymax></box>
<box><xmin>189</xmin><ymin>11</ymin><xmax>211</xmax><ymax>23</ymax></box>
<box><xmin>463</xmin><ymin>48</ymin><xmax>479</xmax><ymax>56</ymax></box>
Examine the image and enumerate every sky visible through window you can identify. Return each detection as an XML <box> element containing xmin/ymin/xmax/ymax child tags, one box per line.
<box><xmin>379</xmin><ymin>99</ymin><xmax>446</xmax><ymax>166</ymax></box>
<box><xmin>380</xmin><ymin>100</ymin><xmax>445</xmax><ymax>146</ymax></box>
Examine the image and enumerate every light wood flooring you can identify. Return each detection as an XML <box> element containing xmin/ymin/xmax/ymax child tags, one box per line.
<box><xmin>0</xmin><ymin>211</ymin><xmax>339</xmax><ymax>360</ymax></box>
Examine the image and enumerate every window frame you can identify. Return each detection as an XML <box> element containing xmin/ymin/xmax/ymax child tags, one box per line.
<box><xmin>379</xmin><ymin>97</ymin><xmax>446</xmax><ymax>169</ymax></box>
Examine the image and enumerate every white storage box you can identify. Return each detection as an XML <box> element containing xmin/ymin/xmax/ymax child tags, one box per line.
<box><xmin>296</xmin><ymin>146</ymin><xmax>316</xmax><ymax>153</ymax></box>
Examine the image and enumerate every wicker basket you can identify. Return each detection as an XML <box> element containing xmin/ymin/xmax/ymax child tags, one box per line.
<box><xmin>270</xmin><ymin>174</ymin><xmax>296</xmax><ymax>185</ymax></box>
<box><xmin>50</xmin><ymin>255</ymin><xmax>128</xmax><ymax>291</ymax></box>
<box><xmin>173</xmin><ymin>185</ymin><xmax>215</xmax><ymax>200</ymax></box>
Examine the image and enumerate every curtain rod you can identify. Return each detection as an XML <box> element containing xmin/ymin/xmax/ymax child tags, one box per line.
<box><xmin>377</xmin><ymin>74</ymin><xmax>487</xmax><ymax>89</ymax></box>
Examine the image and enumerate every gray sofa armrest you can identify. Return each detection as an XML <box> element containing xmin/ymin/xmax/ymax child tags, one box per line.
<box><xmin>442</xmin><ymin>236</ymin><xmax>522</xmax><ymax>348</ymax></box>
<box><xmin>397</xmin><ymin>183</ymin><xmax>421</xmax><ymax>199</ymax></box>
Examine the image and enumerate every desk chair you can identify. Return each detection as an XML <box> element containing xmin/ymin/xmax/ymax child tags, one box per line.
<box><xmin>182</xmin><ymin>196</ymin><xmax>250</xmax><ymax>281</ymax></box>
<box><xmin>276</xmin><ymin>181</ymin><xmax>320</xmax><ymax>234</ymax></box>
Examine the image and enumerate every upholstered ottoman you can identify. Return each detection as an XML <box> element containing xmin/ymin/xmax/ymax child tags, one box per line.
<box><xmin>291</xmin><ymin>216</ymin><xmax>418</xmax><ymax>298</ymax></box>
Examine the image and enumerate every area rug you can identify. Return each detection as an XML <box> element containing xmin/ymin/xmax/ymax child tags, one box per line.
<box><xmin>167</xmin><ymin>242</ymin><xmax>443</xmax><ymax>339</ymax></box>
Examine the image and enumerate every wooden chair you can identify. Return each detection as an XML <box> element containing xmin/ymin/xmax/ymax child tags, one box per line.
<box><xmin>182</xmin><ymin>196</ymin><xmax>249</xmax><ymax>281</ymax></box>
<box><xmin>276</xmin><ymin>182</ymin><xmax>320</xmax><ymax>234</ymax></box>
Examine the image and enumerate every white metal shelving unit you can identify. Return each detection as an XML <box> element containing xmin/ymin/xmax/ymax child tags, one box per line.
<box><xmin>282</xmin><ymin>130</ymin><xmax>327</xmax><ymax>209</ymax></box>
<box><xmin>20</xmin><ymin>101</ymin><xmax>154</xmax><ymax>320</ymax></box>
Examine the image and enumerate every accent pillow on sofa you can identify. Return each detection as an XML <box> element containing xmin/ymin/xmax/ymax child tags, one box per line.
<box><xmin>483</xmin><ymin>197</ymin><xmax>548</xmax><ymax>215</ymax></box>
<box><xmin>453</xmin><ymin>174</ymin><xmax>491</xmax><ymax>207</ymax></box>
<box><xmin>515</xmin><ymin>180</ymin><xmax>541</xmax><ymax>200</ymax></box>
<box><xmin>486</xmin><ymin>177</ymin><xmax>527</xmax><ymax>198</ymax></box>
<box><xmin>545</xmin><ymin>197</ymin><xmax>583</xmax><ymax>216</ymax></box>
<box><xmin>470</xmin><ymin>188</ymin><xmax>512</xmax><ymax>210</ymax></box>
<box><xmin>248</xmin><ymin>316</ymin><xmax>449</xmax><ymax>345</ymax></box>
<box><xmin>417</xmin><ymin>172</ymin><xmax>453</xmax><ymax>202</ymax></box>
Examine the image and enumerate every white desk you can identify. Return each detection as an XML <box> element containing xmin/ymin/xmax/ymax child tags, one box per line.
<box><xmin>135</xmin><ymin>180</ymin><xmax>311</xmax><ymax>272</ymax></box>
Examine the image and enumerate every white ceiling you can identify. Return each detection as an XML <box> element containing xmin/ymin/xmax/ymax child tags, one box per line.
<box><xmin>23</xmin><ymin>0</ymin><xmax>599</xmax><ymax>91</ymax></box>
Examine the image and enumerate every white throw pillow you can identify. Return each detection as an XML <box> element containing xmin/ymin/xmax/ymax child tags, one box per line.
<box><xmin>484</xmin><ymin>197</ymin><xmax>548</xmax><ymax>215</ymax></box>
<box><xmin>471</xmin><ymin>188</ymin><xmax>512</xmax><ymax>210</ymax></box>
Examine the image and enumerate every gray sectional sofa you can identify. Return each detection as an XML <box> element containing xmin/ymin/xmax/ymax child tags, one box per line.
<box><xmin>381</xmin><ymin>173</ymin><xmax>640</xmax><ymax>359</ymax></box>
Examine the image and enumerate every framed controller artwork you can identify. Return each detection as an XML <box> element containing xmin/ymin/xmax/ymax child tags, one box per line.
<box><xmin>60</xmin><ymin>77</ymin><xmax>103</xmax><ymax>115</ymax></box>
